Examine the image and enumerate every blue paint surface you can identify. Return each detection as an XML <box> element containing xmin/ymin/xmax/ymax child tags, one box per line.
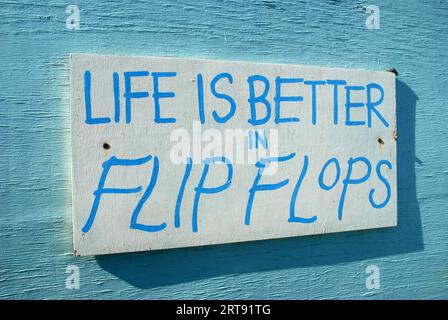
<box><xmin>0</xmin><ymin>0</ymin><xmax>447</xmax><ymax>299</ymax></box>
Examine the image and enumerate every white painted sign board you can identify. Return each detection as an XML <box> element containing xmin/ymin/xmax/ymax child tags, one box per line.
<box><xmin>70</xmin><ymin>54</ymin><xmax>397</xmax><ymax>256</ymax></box>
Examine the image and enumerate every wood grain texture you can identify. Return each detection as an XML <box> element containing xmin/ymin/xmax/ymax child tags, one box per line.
<box><xmin>0</xmin><ymin>0</ymin><xmax>447</xmax><ymax>299</ymax></box>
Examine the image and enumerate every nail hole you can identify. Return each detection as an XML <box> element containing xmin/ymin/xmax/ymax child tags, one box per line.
<box><xmin>377</xmin><ymin>138</ymin><xmax>384</xmax><ymax>145</ymax></box>
<box><xmin>103</xmin><ymin>142</ymin><xmax>111</xmax><ymax>150</ymax></box>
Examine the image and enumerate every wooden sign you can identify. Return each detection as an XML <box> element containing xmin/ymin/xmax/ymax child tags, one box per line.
<box><xmin>70</xmin><ymin>54</ymin><xmax>397</xmax><ymax>256</ymax></box>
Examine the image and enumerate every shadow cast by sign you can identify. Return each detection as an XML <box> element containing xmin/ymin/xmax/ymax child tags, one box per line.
<box><xmin>96</xmin><ymin>79</ymin><xmax>422</xmax><ymax>289</ymax></box>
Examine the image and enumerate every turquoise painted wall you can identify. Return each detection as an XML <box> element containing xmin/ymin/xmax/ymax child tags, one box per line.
<box><xmin>0</xmin><ymin>0</ymin><xmax>447</xmax><ymax>299</ymax></box>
